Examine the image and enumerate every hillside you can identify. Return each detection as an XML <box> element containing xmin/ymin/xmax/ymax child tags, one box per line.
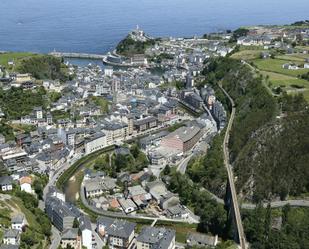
<box><xmin>17</xmin><ymin>55</ymin><xmax>69</xmax><ymax>82</ymax></box>
<box><xmin>116</xmin><ymin>35</ymin><xmax>155</xmax><ymax>56</ymax></box>
<box><xmin>201</xmin><ymin>57</ymin><xmax>309</xmax><ymax>202</ymax></box>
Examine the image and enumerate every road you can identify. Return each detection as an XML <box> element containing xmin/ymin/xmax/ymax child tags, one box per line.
<box><xmin>49</xmin><ymin>226</ymin><xmax>61</xmax><ymax>249</ymax></box>
<box><xmin>40</xmin><ymin>153</ymin><xmax>82</xmax><ymax>249</ymax></box>
<box><xmin>177</xmin><ymin>154</ymin><xmax>194</xmax><ymax>174</ymax></box>
<box><xmin>218</xmin><ymin>83</ymin><xmax>247</xmax><ymax>249</ymax></box>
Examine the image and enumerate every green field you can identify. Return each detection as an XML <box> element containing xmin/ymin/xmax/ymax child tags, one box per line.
<box><xmin>260</xmin><ymin>71</ymin><xmax>309</xmax><ymax>88</ymax></box>
<box><xmin>253</xmin><ymin>58</ymin><xmax>309</xmax><ymax>77</ymax></box>
<box><xmin>0</xmin><ymin>52</ymin><xmax>37</xmax><ymax>67</ymax></box>
<box><xmin>231</xmin><ymin>49</ymin><xmax>266</xmax><ymax>60</ymax></box>
<box><xmin>276</xmin><ymin>54</ymin><xmax>309</xmax><ymax>62</ymax></box>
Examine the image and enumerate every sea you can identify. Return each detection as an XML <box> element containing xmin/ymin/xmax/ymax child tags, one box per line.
<box><xmin>1</xmin><ymin>0</ymin><xmax>309</xmax><ymax>66</ymax></box>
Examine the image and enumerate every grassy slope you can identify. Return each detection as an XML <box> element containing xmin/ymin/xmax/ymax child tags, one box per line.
<box><xmin>231</xmin><ymin>49</ymin><xmax>266</xmax><ymax>60</ymax></box>
<box><xmin>252</xmin><ymin>58</ymin><xmax>309</xmax><ymax>77</ymax></box>
<box><xmin>0</xmin><ymin>52</ymin><xmax>37</xmax><ymax>68</ymax></box>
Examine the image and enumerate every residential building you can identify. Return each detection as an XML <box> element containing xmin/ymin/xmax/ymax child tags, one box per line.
<box><xmin>166</xmin><ymin>205</ymin><xmax>189</xmax><ymax>219</ymax></box>
<box><xmin>79</xmin><ymin>216</ymin><xmax>92</xmax><ymax>249</ymax></box>
<box><xmin>33</xmin><ymin>107</ymin><xmax>43</xmax><ymax>119</ymax></box>
<box><xmin>186</xmin><ymin>233</ymin><xmax>218</xmax><ymax>248</ymax></box>
<box><xmin>118</xmin><ymin>198</ymin><xmax>137</xmax><ymax>214</ymax></box>
<box><xmin>0</xmin><ymin>176</ymin><xmax>13</xmax><ymax>191</ymax></box>
<box><xmin>104</xmin><ymin>66</ymin><xmax>114</xmax><ymax>77</ymax></box>
<box><xmin>60</xmin><ymin>228</ymin><xmax>80</xmax><ymax>249</ymax></box>
<box><xmin>84</xmin><ymin>132</ymin><xmax>107</xmax><ymax>155</ymax></box>
<box><xmin>96</xmin><ymin>217</ymin><xmax>136</xmax><ymax>249</ymax></box>
<box><xmin>2</xmin><ymin>230</ymin><xmax>20</xmax><ymax>245</ymax></box>
<box><xmin>84</xmin><ymin>176</ymin><xmax>118</xmax><ymax>198</ymax></box>
<box><xmin>45</xmin><ymin>197</ymin><xmax>77</xmax><ymax>231</ymax></box>
<box><xmin>101</xmin><ymin>122</ymin><xmax>128</xmax><ymax>144</ymax></box>
<box><xmin>11</xmin><ymin>214</ymin><xmax>25</xmax><ymax>231</ymax></box>
<box><xmin>133</xmin><ymin>116</ymin><xmax>157</xmax><ymax>132</ymax></box>
<box><xmin>19</xmin><ymin>176</ymin><xmax>33</xmax><ymax>194</ymax></box>
<box><xmin>136</xmin><ymin>226</ymin><xmax>175</xmax><ymax>249</ymax></box>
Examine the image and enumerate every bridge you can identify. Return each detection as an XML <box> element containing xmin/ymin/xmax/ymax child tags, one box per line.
<box><xmin>219</xmin><ymin>84</ymin><xmax>247</xmax><ymax>249</ymax></box>
<box><xmin>49</xmin><ymin>51</ymin><xmax>106</xmax><ymax>60</ymax></box>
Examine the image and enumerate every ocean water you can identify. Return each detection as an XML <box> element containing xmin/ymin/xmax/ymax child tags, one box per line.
<box><xmin>0</xmin><ymin>0</ymin><xmax>309</xmax><ymax>54</ymax></box>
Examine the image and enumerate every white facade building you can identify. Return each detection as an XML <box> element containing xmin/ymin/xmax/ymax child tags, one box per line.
<box><xmin>85</xmin><ymin>133</ymin><xmax>107</xmax><ymax>155</ymax></box>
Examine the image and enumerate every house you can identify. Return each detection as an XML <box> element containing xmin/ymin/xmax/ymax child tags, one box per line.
<box><xmin>19</xmin><ymin>176</ymin><xmax>33</xmax><ymax>194</ymax></box>
<box><xmin>0</xmin><ymin>176</ymin><xmax>13</xmax><ymax>191</ymax></box>
<box><xmin>166</xmin><ymin>205</ymin><xmax>189</xmax><ymax>219</ymax></box>
<box><xmin>282</xmin><ymin>63</ymin><xmax>299</xmax><ymax>70</ymax></box>
<box><xmin>128</xmin><ymin>185</ymin><xmax>148</xmax><ymax>199</ymax></box>
<box><xmin>186</xmin><ymin>233</ymin><xmax>218</xmax><ymax>248</ymax></box>
<box><xmin>160</xmin><ymin>192</ymin><xmax>180</xmax><ymax>210</ymax></box>
<box><xmin>304</xmin><ymin>63</ymin><xmax>309</xmax><ymax>69</ymax></box>
<box><xmin>79</xmin><ymin>216</ymin><xmax>92</xmax><ymax>249</ymax></box>
<box><xmin>145</xmin><ymin>180</ymin><xmax>168</xmax><ymax>203</ymax></box>
<box><xmin>96</xmin><ymin>217</ymin><xmax>136</xmax><ymax>249</ymax></box>
<box><xmin>84</xmin><ymin>169</ymin><xmax>105</xmax><ymax>181</ymax></box>
<box><xmin>11</xmin><ymin>214</ymin><xmax>26</xmax><ymax>231</ymax></box>
<box><xmin>109</xmin><ymin>198</ymin><xmax>121</xmax><ymax>209</ymax></box>
<box><xmin>91</xmin><ymin>196</ymin><xmax>109</xmax><ymax>210</ymax></box>
<box><xmin>118</xmin><ymin>198</ymin><xmax>138</xmax><ymax>214</ymax></box>
<box><xmin>60</xmin><ymin>228</ymin><xmax>80</xmax><ymax>249</ymax></box>
<box><xmin>136</xmin><ymin>226</ymin><xmax>176</xmax><ymax>249</ymax></box>
<box><xmin>84</xmin><ymin>176</ymin><xmax>118</xmax><ymax>198</ymax></box>
<box><xmin>2</xmin><ymin>229</ymin><xmax>20</xmax><ymax>245</ymax></box>
<box><xmin>261</xmin><ymin>51</ymin><xmax>270</xmax><ymax>59</ymax></box>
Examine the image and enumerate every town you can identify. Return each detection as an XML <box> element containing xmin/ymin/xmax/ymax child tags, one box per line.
<box><xmin>1</xmin><ymin>22</ymin><xmax>309</xmax><ymax>249</ymax></box>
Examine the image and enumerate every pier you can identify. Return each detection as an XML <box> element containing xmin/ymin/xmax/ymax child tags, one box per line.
<box><xmin>49</xmin><ymin>51</ymin><xmax>106</xmax><ymax>60</ymax></box>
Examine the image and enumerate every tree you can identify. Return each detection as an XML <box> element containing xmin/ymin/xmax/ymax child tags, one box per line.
<box><xmin>20</xmin><ymin>229</ymin><xmax>38</xmax><ymax>247</ymax></box>
<box><xmin>162</xmin><ymin>165</ymin><xmax>171</xmax><ymax>175</ymax></box>
<box><xmin>73</xmin><ymin>217</ymin><xmax>80</xmax><ymax>228</ymax></box>
<box><xmin>33</xmin><ymin>179</ymin><xmax>43</xmax><ymax>200</ymax></box>
<box><xmin>130</xmin><ymin>143</ymin><xmax>140</xmax><ymax>159</ymax></box>
<box><xmin>230</xmin><ymin>28</ymin><xmax>249</xmax><ymax>42</ymax></box>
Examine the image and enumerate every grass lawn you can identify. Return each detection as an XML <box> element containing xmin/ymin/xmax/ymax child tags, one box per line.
<box><xmin>253</xmin><ymin>58</ymin><xmax>309</xmax><ymax>77</ymax></box>
<box><xmin>276</xmin><ymin>54</ymin><xmax>309</xmax><ymax>62</ymax></box>
<box><xmin>10</xmin><ymin>197</ymin><xmax>41</xmax><ymax>229</ymax></box>
<box><xmin>155</xmin><ymin>221</ymin><xmax>197</xmax><ymax>243</ymax></box>
<box><xmin>231</xmin><ymin>49</ymin><xmax>266</xmax><ymax>60</ymax></box>
<box><xmin>0</xmin><ymin>52</ymin><xmax>37</xmax><ymax>67</ymax></box>
<box><xmin>260</xmin><ymin>71</ymin><xmax>309</xmax><ymax>88</ymax></box>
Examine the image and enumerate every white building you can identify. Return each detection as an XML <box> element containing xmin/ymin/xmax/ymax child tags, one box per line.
<box><xmin>79</xmin><ymin>216</ymin><xmax>92</xmax><ymax>249</ymax></box>
<box><xmin>19</xmin><ymin>176</ymin><xmax>33</xmax><ymax>194</ymax></box>
<box><xmin>3</xmin><ymin>229</ymin><xmax>20</xmax><ymax>245</ymax></box>
<box><xmin>33</xmin><ymin>107</ymin><xmax>43</xmax><ymax>119</ymax></box>
<box><xmin>85</xmin><ymin>132</ymin><xmax>107</xmax><ymax>155</ymax></box>
<box><xmin>104</xmin><ymin>66</ymin><xmax>113</xmax><ymax>77</ymax></box>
